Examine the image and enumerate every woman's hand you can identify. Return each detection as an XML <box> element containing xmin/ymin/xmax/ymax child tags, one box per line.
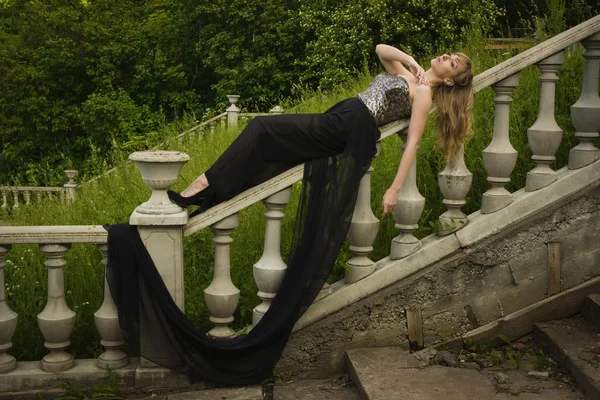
<box><xmin>408</xmin><ymin>58</ymin><xmax>428</xmax><ymax>86</ymax></box>
<box><xmin>381</xmin><ymin>187</ymin><xmax>400</xmax><ymax>218</ymax></box>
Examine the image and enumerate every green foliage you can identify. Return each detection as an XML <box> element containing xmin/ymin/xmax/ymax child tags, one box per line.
<box><xmin>0</xmin><ymin>0</ymin><xmax>507</xmax><ymax>185</ymax></box>
<box><xmin>296</xmin><ymin>0</ymin><xmax>498</xmax><ymax>89</ymax></box>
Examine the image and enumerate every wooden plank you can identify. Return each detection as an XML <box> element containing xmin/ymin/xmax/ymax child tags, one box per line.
<box><xmin>461</xmin><ymin>276</ymin><xmax>600</xmax><ymax>348</ymax></box>
<box><xmin>547</xmin><ymin>242</ymin><xmax>561</xmax><ymax>297</ymax></box>
<box><xmin>406</xmin><ymin>308</ymin><xmax>424</xmax><ymax>351</ymax></box>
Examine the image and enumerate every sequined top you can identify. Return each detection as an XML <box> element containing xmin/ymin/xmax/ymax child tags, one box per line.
<box><xmin>357</xmin><ymin>73</ymin><xmax>412</xmax><ymax>126</ymax></box>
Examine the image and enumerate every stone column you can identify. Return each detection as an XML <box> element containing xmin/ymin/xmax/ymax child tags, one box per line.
<box><xmin>64</xmin><ymin>170</ymin><xmax>78</xmax><ymax>202</ymax></box>
<box><xmin>482</xmin><ymin>72</ymin><xmax>520</xmax><ymax>214</ymax></box>
<box><xmin>569</xmin><ymin>33</ymin><xmax>600</xmax><ymax>169</ymax></box>
<box><xmin>270</xmin><ymin>105</ymin><xmax>284</xmax><ymax>115</ymax></box>
<box><xmin>205</xmin><ymin>213</ymin><xmax>240</xmax><ymax>338</ymax></box>
<box><xmin>0</xmin><ymin>245</ymin><xmax>17</xmax><ymax>373</ymax></box>
<box><xmin>526</xmin><ymin>51</ymin><xmax>565</xmax><ymax>192</ymax></box>
<box><xmin>252</xmin><ymin>187</ymin><xmax>292</xmax><ymax>326</ymax></box>
<box><xmin>129</xmin><ymin>151</ymin><xmax>190</xmax><ymax>368</ymax></box>
<box><xmin>38</xmin><ymin>244</ymin><xmax>76</xmax><ymax>372</ymax></box>
<box><xmin>12</xmin><ymin>191</ymin><xmax>18</xmax><ymax>209</ymax></box>
<box><xmin>24</xmin><ymin>191</ymin><xmax>31</xmax><ymax>206</ymax></box>
<box><xmin>94</xmin><ymin>244</ymin><xmax>128</xmax><ymax>370</ymax></box>
<box><xmin>226</xmin><ymin>95</ymin><xmax>240</xmax><ymax>128</ymax></box>
<box><xmin>391</xmin><ymin>129</ymin><xmax>425</xmax><ymax>259</ymax></box>
<box><xmin>346</xmin><ymin>167</ymin><xmax>379</xmax><ymax>282</ymax></box>
<box><xmin>438</xmin><ymin>147</ymin><xmax>472</xmax><ymax>236</ymax></box>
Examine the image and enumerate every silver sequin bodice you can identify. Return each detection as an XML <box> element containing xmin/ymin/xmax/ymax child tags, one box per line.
<box><xmin>357</xmin><ymin>73</ymin><xmax>412</xmax><ymax>126</ymax></box>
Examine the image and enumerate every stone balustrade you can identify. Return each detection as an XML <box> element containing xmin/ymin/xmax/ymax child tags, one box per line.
<box><xmin>0</xmin><ymin>170</ymin><xmax>78</xmax><ymax>211</ymax></box>
<box><xmin>0</xmin><ymin>16</ymin><xmax>599</xmax><ymax>396</ymax></box>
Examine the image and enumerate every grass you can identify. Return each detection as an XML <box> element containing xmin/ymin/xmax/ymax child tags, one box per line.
<box><xmin>1</xmin><ymin>35</ymin><xmax>596</xmax><ymax>362</ymax></box>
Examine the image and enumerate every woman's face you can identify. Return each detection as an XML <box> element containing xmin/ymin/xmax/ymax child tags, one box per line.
<box><xmin>430</xmin><ymin>53</ymin><xmax>462</xmax><ymax>85</ymax></box>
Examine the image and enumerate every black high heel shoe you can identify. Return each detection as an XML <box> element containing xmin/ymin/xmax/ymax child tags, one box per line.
<box><xmin>167</xmin><ymin>189</ymin><xmax>210</xmax><ymax>207</ymax></box>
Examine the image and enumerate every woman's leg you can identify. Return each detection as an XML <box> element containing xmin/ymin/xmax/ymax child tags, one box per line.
<box><xmin>182</xmin><ymin>112</ymin><xmax>348</xmax><ymax>203</ymax></box>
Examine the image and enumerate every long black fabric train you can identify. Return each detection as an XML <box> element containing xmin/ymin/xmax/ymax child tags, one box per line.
<box><xmin>105</xmin><ymin>97</ymin><xmax>381</xmax><ymax>385</ymax></box>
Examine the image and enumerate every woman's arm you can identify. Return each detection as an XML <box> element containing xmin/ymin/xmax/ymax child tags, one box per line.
<box><xmin>381</xmin><ymin>85</ymin><xmax>432</xmax><ymax>217</ymax></box>
<box><xmin>376</xmin><ymin>44</ymin><xmax>427</xmax><ymax>85</ymax></box>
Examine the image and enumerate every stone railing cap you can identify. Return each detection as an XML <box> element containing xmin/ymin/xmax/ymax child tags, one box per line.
<box><xmin>129</xmin><ymin>151</ymin><xmax>190</xmax><ymax>163</ymax></box>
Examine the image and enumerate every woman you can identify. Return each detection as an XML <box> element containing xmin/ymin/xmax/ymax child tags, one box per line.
<box><xmin>107</xmin><ymin>45</ymin><xmax>474</xmax><ymax>385</ymax></box>
<box><xmin>167</xmin><ymin>44</ymin><xmax>474</xmax><ymax>217</ymax></box>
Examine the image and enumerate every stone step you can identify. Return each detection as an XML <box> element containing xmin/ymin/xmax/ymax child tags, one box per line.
<box><xmin>535</xmin><ymin>316</ymin><xmax>600</xmax><ymax>400</ymax></box>
<box><xmin>583</xmin><ymin>293</ymin><xmax>600</xmax><ymax>328</ymax></box>
<box><xmin>346</xmin><ymin>348</ymin><xmax>498</xmax><ymax>400</ymax></box>
<box><xmin>273</xmin><ymin>377</ymin><xmax>360</xmax><ymax>399</ymax></box>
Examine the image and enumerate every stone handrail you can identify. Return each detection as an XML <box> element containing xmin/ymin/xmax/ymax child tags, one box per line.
<box><xmin>473</xmin><ymin>15</ymin><xmax>600</xmax><ymax>92</ymax></box>
<box><xmin>0</xmin><ymin>225</ymin><xmax>107</xmax><ymax>244</ymax></box>
<box><xmin>0</xmin><ymin>170</ymin><xmax>79</xmax><ymax>209</ymax></box>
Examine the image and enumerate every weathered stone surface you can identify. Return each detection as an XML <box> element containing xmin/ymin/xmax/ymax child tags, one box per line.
<box><xmin>583</xmin><ymin>293</ymin><xmax>600</xmax><ymax>328</ymax></box>
<box><xmin>273</xmin><ymin>378</ymin><xmax>360</xmax><ymax>400</ymax></box>
<box><xmin>134</xmin><ymin>365</ymin><xmax>189</xmax><ymax>389</ymax></box>
<box><xmin>494</xmin><ymin>389</ymin><xmax>585</xmax><ymax>399</ymax></box>
<box><xmin>353</xmin><ymin>364</ymin><xmax>496</xmax><ymax>400</ymax></box>
<box><xmin>494</xmin><ymin>372</ymin><xmax>509</xmax><ymax>384</ymax></box>
<box><xmin>413</xmin><ymin>347</ymin><xmax>438</xmax><ymax>365</ymax></box>
<box><xmin>0</xmin><ymin>359</ymin><xmax>136</xmax><ymax>394</ymax></box>
<box><xmin>433</xmin><ymin>351</ymin><xmax>459</xmax><ymax>367</ymax></box>
<box><xmin>535</xmin><ymin>317</ymin><xmax>600</xmax><ymax>399</ymax></box>
<box><xmin>168</xmin><ymin>387</ymin><xmax>262</xmax><ymax>400</ymax></box>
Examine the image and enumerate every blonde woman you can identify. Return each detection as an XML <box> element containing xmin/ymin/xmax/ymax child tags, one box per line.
<box><xmin>108</xmin><ymin>45</ymin><xmax>474</xmax><ymax>385</ymax></box>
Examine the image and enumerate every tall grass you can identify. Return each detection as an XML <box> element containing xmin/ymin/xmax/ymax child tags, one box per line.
<box><xmin>2</xmin><ymin>28</ymin><xmax>593</xmax><ymax>361</ymax></box>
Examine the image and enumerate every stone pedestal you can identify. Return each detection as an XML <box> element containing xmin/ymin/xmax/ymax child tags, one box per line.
<box><xmin>128</xmin><ymin>151</ymin><xmax>190</xmax><ymax>367</ymax></box>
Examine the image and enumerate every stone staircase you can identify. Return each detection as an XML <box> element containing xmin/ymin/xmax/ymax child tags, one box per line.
<box><xmin>341</xmin><ymin>294</ymin><xmax>600</xmax><ymax>399</ymax></box>
<box><xmin>534</xmin><ymin>293</ymin><xmax>600</xmax><ymax>400</ymax></box>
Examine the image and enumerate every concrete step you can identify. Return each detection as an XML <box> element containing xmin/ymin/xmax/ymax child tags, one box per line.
<box><xmin>583</xmin><ymin>293</ymin><xmax>600</xmax><ymax>328</ymax></box>
<box><xmin>535</xmin><ymin>316</ymin><xmax>600</xmax><ymax>400</ymax></box>
<box><xmin>346</xmin><ymin>347</ymin><xmax>497</xmax><ymax>400</ymax></box>
<box><xmin>273</xmin><ymin>377</ymin><xmax>360</xmax><ymax>399</ymax></box>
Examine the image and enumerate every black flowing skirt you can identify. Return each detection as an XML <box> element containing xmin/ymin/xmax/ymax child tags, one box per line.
<box><xmin>105</xmin><ymin>97</ymin><xmax>381</xmax><ymax>385</ymax></box>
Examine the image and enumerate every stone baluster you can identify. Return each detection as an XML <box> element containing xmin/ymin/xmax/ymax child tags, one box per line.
<box><xmin>391</xmin><ymin>129</ymin><xmax>425</xmax><ymax>258</ymax></box>
<box><xmin>36</xmin><ymin>192</ymin><xmax>42</xmax><ymax>202</ymax></box>
<box><xmin>346</xmin><ymin>166</ymin><xmax>379</xmax><ymax>281</ymax></box>
<box><xmin>64</xmin><ymin>170</ymin><xmax>78</xmax><ymax>201</ymax></box>
<box><xmin>220</xmin><ymin>115</ymin><xmax>226</xmax><ymax>129</ymax></box>
<box><xmin>0</xmin><ymin>245</ymin><xmax>17</xmax><ymax>373</ymax></box>
<box><xmin>569</xmin><ymin>33</ymin><xmax>600</xmax><ymax>169</ymax></box>
<box><xmin>1</xmin><ymin>191</ymin><xmax>6</xmax><ymax>211</ymax></box>
<box><xmin>270</xmin><ymin>105</ymin><xmax>283</xmax><ymax>115</ymax></box>
<box><xmin>226</xmin><ymin>95</ymin><xmax>240</xmax><ymax>128</ymax></box>
<box><xmin>37</xmin><ymin>244</ymin><xmax>76</xmax><ymax>372</ymax></box>
<box><xmin>94</xmin><ymin>244</ymin><xmax>128</xmax><ymax>369</ymax></box>
<box><xmin>47</xmin><ymin>192</ymin><xmax>53</xmax><ymax>200</ymax></box>
<box><xmin>482</xmin><ymin>72</ymin><xmax>520</xmax><ymax>214</ymax></box>
<box><xmin>12</xmin><ymin>191</ymin><xmax>18</xmax><ymax>209</ymax></box>
<box><xmin>438</xmin><ymin>146</ymin><xmax>472</xmax><ymax>236</ymax></box>
<box><xmin>128</xmin><ymin>151</ymin><xmax>189</xmax><ymax>368</ymax></box>
<box><xmin>205</xmin><ymin>213</ymin><xmax>240</xmax><ymax>338</ymax></box>
<box><xmin>525</xmin><ymin>51</ymin><xmax>565</xmax><ymax>192</ymax></box>
<box><xmin>252</xmin><ymin>188</ymin><xmax>292</xmax><ymax>326</ymax></box>
<box><xmin>59</xmin><ymin>191</ymin><xmax>66</xmax><ymax>203</ymax></box>
<box><xmin>24</xmin><ymin>191</ymin><xmax>31</xmax><ymax>205</ymax></box>
<box><xmin>209</xmin><ymin>120</ymin><xmax>217</xmax><ymax>134</ymax></box>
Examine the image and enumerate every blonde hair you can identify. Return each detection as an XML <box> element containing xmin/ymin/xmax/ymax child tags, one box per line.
<box><xmin>432</xmin><ymin>52</ymin><xmax>474</xmax><ymax>162</ymax></box>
